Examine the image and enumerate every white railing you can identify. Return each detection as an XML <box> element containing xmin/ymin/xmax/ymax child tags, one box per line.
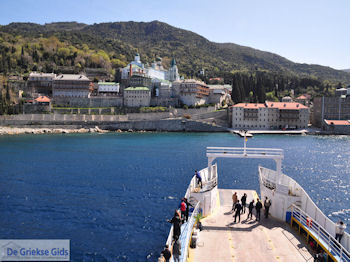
<box><xmin>292</xmin><ymin>205</ymin><xmax>350</xmax><ymax>261</ymax></box>
<box><xmin>187</xmin><ymin>164</ymin><xmax>217</xmax><ymax>195</ymax></box>
<box><xmin>178</xmin><ymin>202</ymin><xmax>200</xmax><ymax>262</ymax></box>
<box><xmin>259</xmin><ymin>166</ymin><xmax>350</xmax><ymax>252</ymax></box>
<box><xmin>163</xmin><ymin>166</ymin><xmax>211</xmax><ymax>261</ymax></box>
<box><xmin>207</xmin><ymin>147</ymin><xmax>284</xmax><ymax>158</ymax></box>
<box><xmin>259</xmin><ymin>166</ymin><xmax>302</xmax><ymax>196</ymax></box>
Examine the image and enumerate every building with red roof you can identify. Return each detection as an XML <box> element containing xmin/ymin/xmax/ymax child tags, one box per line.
<box><xmin>295</xmin><ymin>94</ymin><xmax>310</xmax><ymax>106</ymax></box>
<box><xmin>231</xmin><ymin>101</ymin><xmax>309</xmax><ymax>130</ymax></box>
<box><xmin>35</xmin><ymin>96</ymin><xmax>51</xmax><ymax>104</ymax></box>
<box><xmin>323</xmin><ymin>119</ymin><xmax>350</xmax><ymax>134</ymax></box>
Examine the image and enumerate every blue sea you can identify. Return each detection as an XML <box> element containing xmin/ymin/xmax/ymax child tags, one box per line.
<box><xmin>0</xmin><ymin>133</ymin><xmax>349</xmax><ymax>261</ymax></box>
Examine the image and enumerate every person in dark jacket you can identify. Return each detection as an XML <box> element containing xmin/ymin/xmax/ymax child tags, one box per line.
<box><xmin>183</xmin><ymin>198</ymin><xmax>193</xmax><ymax>222</ymax></box>
<box><xmin>172</xmin><ymin>235</ymin><xmax>181</xmax><ymax>262</ymax></box>
<box><xmin>234</xmin><ymin>200</ymin><xmax>242</xmax><ymax>223</ymax></box>
<box><xmin>161</xmin><ymin>244</ymin><xmax>171</xmax><ymax>262</ymax></box>
<box><xmin>255</xmin><ymin>198</ymin><xmax>263</xmax><ymax>221</ymax></box>
<box><xmin>195</xmin><ymin>170</ymin><xmax>202</xmax><ymax>189</ymax></box>
<box><xmin>168</xmin><ymin>210</ymin><xmax>181</xmax><ymax>240</ymax></box>
<box><xmin>247</xmin><ymin>199</ymin><xmax>255</xmax><ymax>220</ymax></box>
<box><xmin>241</xmin><ymin>193</ymin><xmax>247</xmax><ymax>214</ymax></box>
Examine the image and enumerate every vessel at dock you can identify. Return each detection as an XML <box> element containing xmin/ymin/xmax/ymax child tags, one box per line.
<box><xmin>161</xmin><ymin>146</ymin><xmax>350</xmax><ymax>262</ymax></box>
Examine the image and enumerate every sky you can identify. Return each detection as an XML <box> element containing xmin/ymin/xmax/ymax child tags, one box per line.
<box><xmin>0</xmin><ymin>0</ymin><xmax>349</xmax><ymax>70</ymax></box>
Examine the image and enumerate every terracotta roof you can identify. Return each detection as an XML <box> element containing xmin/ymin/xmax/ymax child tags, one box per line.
<box><xmin>35</xmin><ymin>96</ymin><xmax>51</xmax><ymax>103</ymax></box>
<box><xmin>233</xmin><ymin>103</ymin><xmax>265</xmax><ymax>109</ymax></box>
<box><xmin>265</xmin><ymin>101</ymin><xmax>307</xmax><ymax>110</ymax></box>
<box><xmin>324</xmin><ymin>120</ymin><xmax>350</xmax><ymax>126</ymax></box>
<box><xmin>296</xmin><ymin>95</ymin><xmax>307</xmax><ymax>100</ymax></box>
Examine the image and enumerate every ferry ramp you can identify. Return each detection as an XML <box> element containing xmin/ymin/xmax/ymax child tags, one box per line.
<box><xmin>191</xmin><ymin>189</ymin><xmax>313</xmax><ymax>262</ymax></box>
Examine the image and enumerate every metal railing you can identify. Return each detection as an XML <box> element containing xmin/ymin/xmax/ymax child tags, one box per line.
<box><xmin>207</xmin><ymin>147</ymin><xmax>284</xmax><ymax>158</ymax></box>
<box><xmin>178</xmin><ymin>202</ymin><xmax>200</xmax><ymax>262</ymax></box>
<box><xmin>292</xmin><ymin>204</ymin><xmax>350</xmax><ymax>261</ymax></box>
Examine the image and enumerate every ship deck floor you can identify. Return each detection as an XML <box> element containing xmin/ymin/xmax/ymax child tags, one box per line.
<box><xmin>191</xmin><ymin>189</ymin><xmax>313</xmax><ymax>262</ymax></box>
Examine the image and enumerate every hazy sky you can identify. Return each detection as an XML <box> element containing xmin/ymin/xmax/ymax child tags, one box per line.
<box><xmin>0</xmin><ymin>0</ymin><xmax>349</xmax><ymax>70</ymax></box>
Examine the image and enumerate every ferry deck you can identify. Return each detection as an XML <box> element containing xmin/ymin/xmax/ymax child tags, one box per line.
<box><xmin>190</xmin><ymin>189</ymin><xmax>313</xmax><ymax>262</ymax></box>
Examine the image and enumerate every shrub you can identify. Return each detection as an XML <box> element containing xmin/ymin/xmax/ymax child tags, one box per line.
<box><xmin>183</xmin><ymin>114</ymin><xmax>191</xmax><ymax>119</ymax></box>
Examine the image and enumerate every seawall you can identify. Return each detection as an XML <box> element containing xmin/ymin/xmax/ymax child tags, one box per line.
<box><xmin>0</xmin><ymin>112</ymin><xmax>228</xmax><ymax>133</ymax></box>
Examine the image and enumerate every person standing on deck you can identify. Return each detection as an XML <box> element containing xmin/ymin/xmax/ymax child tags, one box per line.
<box><xmin>183</xmin><ymin>197</ymin><xmax>193</xmax><ymax>222</ymax></box>
<box><xmin>234</xmin><ymin>200</ymin><xmax>242</xmax><ymax>223</ymax></box>
<box><xmin>180</xmin><ymin>199</ymin><xmax>187</xmax><ymax>222</ymax></box>
<box><xmin>231</xmin><ymin>192</ymin><xmax>238</xmax><ymax>211</ymax></box>
<box><xmin>172</xmin><ymin>235</ymin><xmax>181</xmax><ymax>262</ymax></box>
<box><xmin>195</xmin><ymin>170</ymin><xmax>202</xmax><ymax>189</ymax></box>
<box><xmin>168</xmin><ymin>211</ymin><xmax>181</xmax><ymax>240</ymax></box>
<box><xmin>161</xmin><ymin>245</ymin><xmax>171</xmax><ymax>262</ymax></box>
<box><xmin>247</xmin><ymin>199</ymin><xmax>255</xmax><ymax>220</ymax></box>
<box><xmin>255</xmin><ymin>198</ymin><xmax>263</xmax><ymax>221</ymax></box>
<box><xmin>264</xmin><ymin>197</ymin><xmax>271</xmax><ymax>218</ymax></box>
<box><xmin>335</xmin><ymin>220</ymin><xmax>346</xmax><ymax>243</ymax></box>
<box><xmin>241</xmin><ymin>193</ymin><xmax>247</xmax><ymax>214</ymax></box>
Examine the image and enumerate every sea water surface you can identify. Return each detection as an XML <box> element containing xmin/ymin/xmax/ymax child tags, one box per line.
<box><xmin>0</xmin><ymin>133</ymin><xmax>349</xmax><ymax>261</ymax></box>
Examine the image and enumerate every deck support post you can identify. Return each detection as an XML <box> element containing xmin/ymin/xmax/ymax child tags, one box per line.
<box><xmin>208</xmin><ymin>157</ymin><xmax>215</xmax><ymax>180</ymax></box>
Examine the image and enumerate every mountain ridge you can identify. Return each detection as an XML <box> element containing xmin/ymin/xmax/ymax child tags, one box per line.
<box><xmin>0</xmin><ymin>20</ymin><xmax>349</xmax><ymax>83</ymax></box>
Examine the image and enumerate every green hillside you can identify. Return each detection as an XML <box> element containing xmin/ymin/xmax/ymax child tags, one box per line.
<box><xmin>0</xmin><ymin>20</ymin><xmax>349</xmax><ymax>84</ymax></box>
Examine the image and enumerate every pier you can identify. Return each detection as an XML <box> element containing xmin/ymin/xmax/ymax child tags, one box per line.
<box><xmin>191</xmin><ymin>189</ymin><xmax>313</xmax><ymax>262</ymax></box>
<box><xmin>228</xmin><ymin>129</ymin><xmax>308</xmax><ymax>137</ymax></box>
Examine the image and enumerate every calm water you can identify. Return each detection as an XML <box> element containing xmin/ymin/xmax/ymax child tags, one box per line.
<box><xmin>0</xmin><ymin>133</ymin><xmax>349</xmax><ymax>261</ymax></box>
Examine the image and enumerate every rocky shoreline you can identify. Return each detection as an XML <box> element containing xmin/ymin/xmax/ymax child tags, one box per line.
<box><xmin>0</xmin><ymin>126</ymin><xmax>115</xmax><ymax>135</ymax></box>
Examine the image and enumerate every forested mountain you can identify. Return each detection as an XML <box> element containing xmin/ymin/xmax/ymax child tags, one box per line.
<box><xmin>0</xmin><ymin>20</ymin><xmax>349</xmax><ymax>85</ymax></box>
<box><xmin>343</xmin><ymin>69</ymin><xmax>350</xmax><ymax>73</ymax></box>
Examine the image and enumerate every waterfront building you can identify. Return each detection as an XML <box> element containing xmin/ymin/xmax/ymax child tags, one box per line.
<box><xmin>27</xmin><ymin>72</ymin><xmax>56</xmax><ymax>96</ymax></box>
<box><xmin>323</xmin><ymin>119</ymin><xmax>350</xmax><ymax>134</ymax></box>
<box><xmin>313</xmin><ymin>89</ymin><xmax>350</xmax><ymax>127</ymax></box>
<box><xmin>172</xmin><ymin>79</ymin><xmax>210</xmax><ymax>106</ymax></box>
<box><xmin>231</xmin><ymin>101</ymin><xmax>309</xmax><ymax>129</ymax></box>
<box><xmin>97</xmin><ymin>82</ymin><xmax>120</xmax><ymax>96</ymax></box>
<box><xmin>52</xmin><ymin>74</ymin><xmax>91</xmax><ymax>98</ymax></box>
<box><xmin>124</xmin><ymin>87</ymin><xmax>151</xmax><ymax>107</ymax></box>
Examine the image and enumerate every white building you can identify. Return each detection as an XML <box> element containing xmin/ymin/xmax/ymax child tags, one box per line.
<box><xmin>152</xmin><ymin>78</ymin><xmax>172</xmax><ymax>98</ymax></box>
<box><xmin>231</xmin><ymin>101</ymin><xmax>309</xmax><ymax>130</ymax></box>
<box><xmin>208</xmin><ymin>84</ymin><xmax>232</xmax><ymax>106</ymax></box>
<box><xmin>28</xmin><ymin>72</ymin><xmax>56</xmax><ymax>82</ymax></box>
<box><xmin>121</xmin><ymin>54</ymin><xmax>180</xmax><ymax>82</ymax></box>
<box><xmin>124</xmin><ymin>87</ymin><xmax>151</xmax><ymax>107</ymax></box>
<box><xmin>53</xmin><ymin>74</ymin><xmax>91</xmax><ymax>98</ymax></box>
<box><xmin>172</xmin><ymin>79</ymin><xmax>209</xmax><ymax>106</ymax></box>
<box><xmin>97</xmin><ymin>82</ymin><xmax>120</xmax><ymax>96</ymax></box>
